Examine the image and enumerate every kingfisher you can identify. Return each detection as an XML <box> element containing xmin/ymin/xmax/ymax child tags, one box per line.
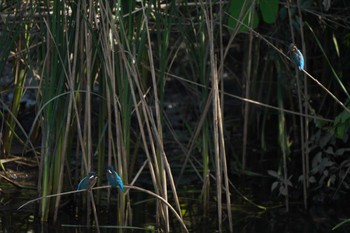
<box><xmin>289</xmin><ymin>43</ymin><xmax>304</xmax><ymax>71</ymax></box>
<box><xmin>77</xmin><ymin>172</ymin><xmax>98</xmax><ymax>191</ymax></box>
<box><xmin>107</xmin><ymin>166</ymin><xmax>124</xmax><ymax>192</ymax></box>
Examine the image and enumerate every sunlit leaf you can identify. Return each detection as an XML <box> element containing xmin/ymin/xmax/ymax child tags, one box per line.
<box><xmin>271</xmin><ymin>181</ymin><xmax>279</xmax><ymax>192</ymax></box>
<box><xmin>268</xmin><ymin>170</ymin><xmax>280</xmax><ymax>179</ymax></box>
<box><xmin>332</xmin><ymin>33</ymin><xmax>340</xmax><ymax>57</ymax></box>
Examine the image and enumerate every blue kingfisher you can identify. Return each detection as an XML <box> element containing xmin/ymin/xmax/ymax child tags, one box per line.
<box><xmin>107</xmin><ymin>166</ymin><xmax>124</xmax><ymax>192</ymax></box>
<box><xmin>77</xmin><ymin>172</ymin><xmax>98</xmax><ymax>191</ymax></box>
<box><xmin>289</xmin><ymin>43</ymin><xmax>304</xmax><ymax>71</ymax></box>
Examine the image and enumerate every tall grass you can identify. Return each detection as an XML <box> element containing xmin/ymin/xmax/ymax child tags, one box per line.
<box><xmin>1</xmin><ymin>3</ymin><xmax>28</xmax><ymax>156</ymax></box>
<box><xmin>1</xmin><ymin>0</ymin><xmax>350</xmax><ymax>232</ymax></box>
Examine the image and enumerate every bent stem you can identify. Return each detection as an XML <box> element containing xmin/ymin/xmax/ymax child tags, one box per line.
<box><xmin>17</xmin><ymin>185</ymin><xmax>188</xmax><ymax>233</ymax></box>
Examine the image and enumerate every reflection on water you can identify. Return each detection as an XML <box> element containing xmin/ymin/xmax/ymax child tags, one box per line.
<box><xmin>2</xmin><ymin>188</ymin><xmax>350</xmax><ymax>232</ymax></box>
<box><xmin>2</xmin><ymin>206</ymin><xmax>350</xmax><ymax>232</ymax></box>
<box><xmin>234</xmin><ymin>205</ymin><xmax>350</xmax><ymax>233</ymax></box>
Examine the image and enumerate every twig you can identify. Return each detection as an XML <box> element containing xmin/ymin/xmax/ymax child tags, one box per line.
<box><xmin>17</xmin><ymin>185</ymin><xmax>189</xmax><ymax>233</ymax></box>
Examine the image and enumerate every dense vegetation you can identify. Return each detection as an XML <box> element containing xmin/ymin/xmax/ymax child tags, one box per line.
<box><xmin>1</xmin><ymin>0</ymin><xmax>350</xmax><ymax>232</ymax></box>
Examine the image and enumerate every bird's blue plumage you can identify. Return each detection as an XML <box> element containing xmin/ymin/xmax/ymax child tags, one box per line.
<box><xmin>289</xmin><ymin>44</ymin><xmax>304</xmax><ymax>70</ymax></box>
<box><xmin>77</xmin><ymin>172</ymin><xmax>97</xmax><ymax>191</ymax></box>
<box><xmin>107</xmin><ymin>166</ymin><xmax>124</xmax><ymax>192</ymax></box>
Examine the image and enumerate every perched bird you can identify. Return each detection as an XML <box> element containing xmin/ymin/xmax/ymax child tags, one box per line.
<box><xmin>77</xmin><ymin>172</ymin><xmax>98</xmax><ymax>191</ymax></box>
<box><xmin>107</xmin><ymin>166</ymin><xmax>124</xmax><ymax>192</ymax></box>
<box><xmin>289</xmin><ymin>44</ymin><xmax>304</xmax><ymax>71</ymax></box>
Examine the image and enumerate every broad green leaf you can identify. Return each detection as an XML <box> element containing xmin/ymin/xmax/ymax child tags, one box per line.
<box><xmin>260</xmin><ymin>0</ymin><xmax>279</xmax><ymax>24</ymax></box>
<box><xmin>227</xmin><ymin>0</ymin><xmax>259</xmax><ymax>33</ymax></box>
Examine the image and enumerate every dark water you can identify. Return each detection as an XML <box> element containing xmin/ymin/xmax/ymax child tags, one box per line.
<box><xmin>233</xmin><ymin>206</ymin><xmax>350</xmax><ymax>233</ymax></box>
<box><xmin>1</xmin><ymin>174</ymin><xmax>350</xmax><ymax>232</ymax></box>
<box><xmin>2</xmin><ymin>193</ymin><xmax>350</xmax><ymax>233</ymax></box>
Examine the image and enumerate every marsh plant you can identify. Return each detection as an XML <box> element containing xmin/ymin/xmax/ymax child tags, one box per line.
<box><xmin>1</xmin><ymin>0</ymin><xmax>350</xmax><ymax>232</ymax></box>
<box><xmin>306</xmin><ymin>129</ymin><xmax>350</xmax><ymax>201</ymax></box>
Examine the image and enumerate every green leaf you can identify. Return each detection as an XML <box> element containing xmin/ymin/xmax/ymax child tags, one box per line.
<box><xmin>314</xmin><ymin>117</ymin><xmax>328</xmax><ymax>128</ymax></box>
<box><xmin>227</xmin><ymin>0</ymin><xmax>259</xmax><ymax>33</ymax></box>
<box><xmin>332</xmin><ymin>218</ymin><xmax>350</xmax><ymax>230</ymax></box>
<box><xmin>332</xmin><ymin>109</ymin><xmax>350</xmax><ymax>140</ymax></box>
<box><xmin>260</xmin><ymin>0</ymin><xmax>279</xmax><ymax>24</ymax></box>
